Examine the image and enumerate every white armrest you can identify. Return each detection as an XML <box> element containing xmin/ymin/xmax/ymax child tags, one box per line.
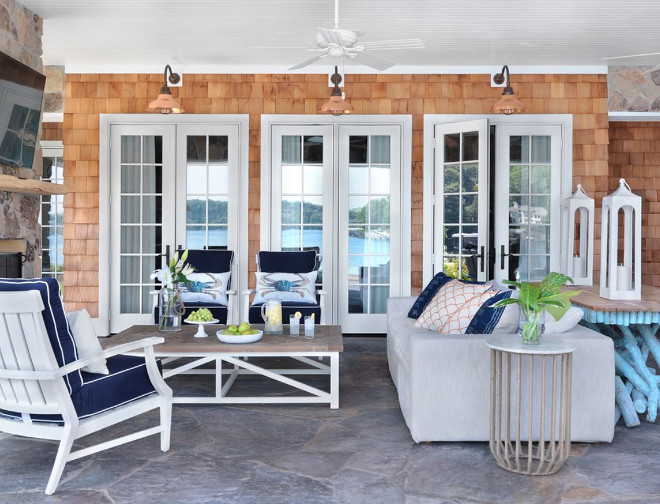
<box><xmin>0</xmin><ymin>337</ymin><xmax>166</xmax><ymax>381</ymax></box>
<box><xmin>317</xmin><ymin>290</ymin><xmax>327</xmax><ymax>325</ymax></box>
<box><xmin>226</xmin><ymin>290</ymin><xmax>236</xmax><ymax>325</ymax></box>
<box><xmin>242</xmin><ymin>289</ymin><xmax>255</xmax><ymax>324</ymax></box>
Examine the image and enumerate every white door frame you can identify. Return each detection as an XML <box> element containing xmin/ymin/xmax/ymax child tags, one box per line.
<box><xmin>423</xmin><ymin>114</ymin><xmax>573</xmax><ymax>287</ymax></box>
<box><xmin>99</xmin><ymin>114</ymin><xmax>249</xmax><ymax>335</ymax></box>
<box><xmin>261</xmin><ymin>115</ymin><xmax>412</xmax><ymax>330</ymax></box>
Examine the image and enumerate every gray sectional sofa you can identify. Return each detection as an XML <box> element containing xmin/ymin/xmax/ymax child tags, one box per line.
<box><xmin>387</xmin><ymin>296</ymin><xmax>616</xmax><ymax>443</ymax></box>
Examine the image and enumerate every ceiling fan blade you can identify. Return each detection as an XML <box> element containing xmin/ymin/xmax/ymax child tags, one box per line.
<box><xmin>603</xmin><ymin>52</ymin><xmax>660</xmax><ymax>60</ymax></box>
<box><xmin>318</xmin><ymin>27</ymin><xmax>344</xmax><ymax>46</ymax></box>
<box><xmin>288</xmin><ymin>53</ymin><xmax>327</xmax><ymax>71</ymax></box>
<box><xmin>361</xmin><ymin>38</ymin><xmax>425</xmax><ymax>50</ymax></box>
<box><xmin>350</xmin><ymin>52</ymin><xmax>395</xmax><ymax>71</ymax></box>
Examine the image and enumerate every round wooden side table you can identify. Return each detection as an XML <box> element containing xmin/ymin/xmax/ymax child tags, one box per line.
<box><xmin>487</xmin><ymin>337</ymin><xmax>576</xmax><ymax>475</ymax></box>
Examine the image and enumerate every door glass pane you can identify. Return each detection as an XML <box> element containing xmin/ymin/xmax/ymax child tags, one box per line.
<box><xmin>282</xmin><ymin>197</ymin><xmax>301</xmax><ymax>224</ymax></box>
<box><xmin>509</xmin><ymin>136</ymin><xmax>529</xmax><ymax>163</ymax></box>
<box><xmin>184</xmin><ymin>134</ymin><xmax>229</xmax><ymax>249</ymax></box>
<box><xmin>349</xmin><ymin>196</ymin><xmax>368</xmax><ymax>223</ymax></box>
<box><xmin>461</xmin><ymin>164</ymin><xmax>478</xmax><ymax>193</ymax></box>
<box><xmin>349</xmin><ymin>136</ymin><xmax>368</xmax><ymax>163</ymax></box>
<box><xmin>303</xmin><ymin>165</ymin><xmax>323</xmax><ymax>193</ymax></box>
<box><xmin>370</xmin><ymin>196</ymin><xmax>390</xmax><ymax>224</ymax></box>
<box><xmin>303</xmin><ymin>135</ymin><xmax>323</xmax><ymax>163</ymax></box>
<box><xmin>370</xmin><ymin>166</ymin><xmax>390</xmax><ymax>194</ymax></box>
<box><xmin>531</xmin><ymin>136</ymin><xmax>551</xmax><ymax>163</ymax></box>
<box><xmin>444</xmin><ymin>196</ymin><xmax>459</xmax><ymax>224</ymax></box>
<box><xmin>462</xmin><ymin>131</ymin><xmax>479</xmax><ymax>161</ymax></box>
<box><xmin>509</xmin><ymin>165</ymin><xmax>528</xmax><ymax>194</ymax></box>
<box><xmin>349</xmin><ymin>166</ymin><xmax>368</xmax><ymax>194</ymax></box>
<box><xmin>119</xmin><ymin>135</ymin><xmax>164</xmax><ymax>315</ymax></box>
<box><xmin>282</xmin><ymin>165</ymin><xmax>302</xmax><ymax>194</ymax></box>
<box><xmin>209</xmin><ymin>136</ymin><xmax>228</xmax><ymax>162</ymax></box>
<box><xmin>282</xmin><ymin>136</ymin><xmax>301</xmax><ymax>164</ymax></box>
<box><xmin>303</xmin><ymin>196</ymin><xmax>323</xmax><ymax>224</ymax></box>
<box><xmin>444</xmin><ymin>133</ymin><xmax>460</xmax><ymax>163</ymax></box>
<box><xmin>370</xmin><ymin>136</ymin><xmax>390</xmax><ymax>164</ymax></box>
<box><xmin>444</xmin><ymin>165</ymin><xmax>459</xmax><ymax>192</ymax></box>
<box><xmin>531</xmin><ymin>165</ymin><xmax>551</xmax><ymax>194</ymax></box>
<box><xmin>282</xmin><ymin>226</ymin><xmax>301</xmax><ymax>250</ymax></box>
<box><xmin>462</xmin><ymin>195</ymin><xmax>478</xmax><ymax>223</ymax></box>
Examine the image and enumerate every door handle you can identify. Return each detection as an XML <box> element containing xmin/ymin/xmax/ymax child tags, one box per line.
<box><xmin>500</xmin><ymin>245</ymin><xmax>512</xmax><ymax>270</ymax></box>
<box><xmin>159</xmin><ymin>245</ymin><xmax>171</xmax><ymax>268</ymax></box>
<box><xmin>473</xmin><ymin>246</ymin><xmax>485</xmax><ymax>273</ymax></box>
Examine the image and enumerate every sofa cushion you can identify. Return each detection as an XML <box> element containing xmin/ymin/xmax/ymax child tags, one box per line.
<box><xmin>414</xmin><ymin>279</ymin><xmax>491</xmax><ymax>333</ymax></box>
<box><xmin>545</xmin><ymin>306</ymin><xmax>584</xmax><ymax>334</ymax></box>
<box><xmin>67</xmin><ymin>309</ymin><xmax>109</xmax><ymax>375</ymax></box>
<box><xmin>0</xmin><ymin>278</ymin><xmax>82</xmax><ymax>395</ymax></box>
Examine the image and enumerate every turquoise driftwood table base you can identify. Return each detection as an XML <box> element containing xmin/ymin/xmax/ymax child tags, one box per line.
<box><xmin>571</xmin><ymin>284</ymin><xmax>660</xmax><ymax>427</ymax></box>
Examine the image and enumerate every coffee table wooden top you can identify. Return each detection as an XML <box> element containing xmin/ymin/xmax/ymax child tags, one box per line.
<box><xmin>103</xmin><ymin>324</ymin><xmax>344</xmax><ymax>353</ymax></box>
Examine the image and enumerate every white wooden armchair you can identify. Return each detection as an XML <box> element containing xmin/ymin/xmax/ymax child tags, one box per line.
<box><xmin>0</xmin><ymin>287</ymin><xmax>172</xmax><ymax>495</ymax></box>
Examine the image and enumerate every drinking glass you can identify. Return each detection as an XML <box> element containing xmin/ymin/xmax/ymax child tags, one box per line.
<box><xmin>304</xmin><ymin>316</ymin><xmax>315</xmax><ymax>339</ymax></box>
<box><xmin>289</xmin><ymin>315</ymin><xmax>300</xmax><ymax>336</ymax></box>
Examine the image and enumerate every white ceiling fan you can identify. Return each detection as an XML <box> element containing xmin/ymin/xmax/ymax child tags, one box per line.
<box><xmin>289</xmin><ymin>0</ymin><xmax>424</xmax><ymax>71</ymax></box>
<box><xmin>603</xmin><ymin>52</ymin><xmax>660</xmax><ymax>74</ymax></box>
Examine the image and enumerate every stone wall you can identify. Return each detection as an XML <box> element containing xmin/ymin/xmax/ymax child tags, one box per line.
<box><xmin>608</xmin><ymin>66</ymin><xmax>660</xmax><ymax>112</ymax></box>
<box><xmin>0</xmin><ymin>0</ymin><xmax>43</xmax><ymax>277</ymax></box>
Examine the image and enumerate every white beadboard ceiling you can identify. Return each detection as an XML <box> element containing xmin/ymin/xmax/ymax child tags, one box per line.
<box><xmin>17</xmin><ymin>0</ymin><xmax>660</xmax><ymax>74</ymax></box>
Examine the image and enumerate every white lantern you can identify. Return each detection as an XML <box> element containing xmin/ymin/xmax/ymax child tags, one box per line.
<box><xmin>600</xmin><ymin>178</ymin><xmax>642</xmax><ymax>300</ymax></box>
<box><xmin>561</xmin><ymin>184</ymin><xmax>594</xmax><ymax>285</ymax></box>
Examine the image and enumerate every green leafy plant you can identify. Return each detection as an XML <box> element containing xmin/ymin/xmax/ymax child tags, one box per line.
<box><xmin>493</xmin><ymin>272</ymin><xmax>581</xmax><ymax>344</ymax></box>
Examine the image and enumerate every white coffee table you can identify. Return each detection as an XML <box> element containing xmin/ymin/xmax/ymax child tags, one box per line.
<box><xmin>487</xmin><ymin>337</ymin><xmax>576</xmax><ymax>475</ymax></box>
<box><xmin>103</xmin><ymin>324</ymin><xmax>343</xmax><ymax>409</ymax></box>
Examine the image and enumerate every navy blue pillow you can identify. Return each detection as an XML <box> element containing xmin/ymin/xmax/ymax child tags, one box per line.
<box><xmin>0</xmin><ymin>278</ymin><xmax>82</xmax><ymax>394</ymax></box>
<box><xmin>408</xmin><ymin>273</ymin><xmax>485</xmax><ymax>319</ymax></box>
<box><xmin>465</xmin><ymin>290</ymin><xmax>513</xmax><ymax>334</ymax></box>
<box><xmin>258</xmin><ymin>251</ymin><xmax>316</xmax><ymax>273</ymax></box>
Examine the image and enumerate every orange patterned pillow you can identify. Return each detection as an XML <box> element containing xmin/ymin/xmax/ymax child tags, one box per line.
<box><xmin>439</xmin><ymin>290</ymin><xmax>497</xmax><ymax>334</ymax></box>
<box><xmin>414</xmin><ymin>279</ymin><xmax>491</xmax><ymax>332</ymax></box>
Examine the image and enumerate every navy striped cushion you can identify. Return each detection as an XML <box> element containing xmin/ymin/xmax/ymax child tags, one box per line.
<box><xmin>465</xmin><ymin>290</ymin><xmax>513</xmax><ymax>334</ymax></box>
<box><xmin>0</xmin><ymin>278</ymin><xmax>82</xmax><ymax>394</ymax></box>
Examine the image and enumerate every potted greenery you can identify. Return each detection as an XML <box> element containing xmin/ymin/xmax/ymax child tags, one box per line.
<box><xmin>493</xmin><ymin>272</ymin><xmax>581</xmax><ymax>344</ymax></box>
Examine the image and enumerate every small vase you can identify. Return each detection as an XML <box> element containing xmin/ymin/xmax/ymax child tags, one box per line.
<box><xmin>158</xmin><ymin>284</ymin><xmax>185</xmax><ymax>332</ymax></box>
<box><xmin>518</xmin><ymin>308</ymin><xmax>545</xmax><ymax>345</ymax></box>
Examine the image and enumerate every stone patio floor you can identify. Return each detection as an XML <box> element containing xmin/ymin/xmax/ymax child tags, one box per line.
<box><xmin>0</xmin><ymin>336</ymin><xmax>659</xmax><ymax>503</ymax></box>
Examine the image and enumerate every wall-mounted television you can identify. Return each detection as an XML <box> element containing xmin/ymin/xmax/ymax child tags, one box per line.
<box><xmin>0</xmin><ymin>51</ymin><xmax>46</xmax><ymax>169</ymax></box>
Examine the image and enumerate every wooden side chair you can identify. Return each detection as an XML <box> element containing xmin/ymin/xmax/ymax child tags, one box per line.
<box><xmin>243</xmin><ymin>250</ymin><xmax>326</xmax><ymax>325</ymax></box>
<box><xmin>0</xmin><ymin>278</ymin><xmax>172</xmax><ymax>495</ymax></box>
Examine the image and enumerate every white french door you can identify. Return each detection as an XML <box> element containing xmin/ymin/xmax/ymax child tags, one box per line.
<box><xmin>265</xmin><ymin>117</ymin><xmax>411</xmax><ymax>334</ymax></box>
<box><xmin>425</xmin><ymin>116</ymin><xmax>569</xmax><ymax>287</ymax></box>
<box><xmin>107</xmin><ymin>121</ymin><xmax>243</xmax><ymax>333</ymax></box>
<box><xmin>433</xmin><ymin>120</ymin><xmax>489</xmax><ymax>281</ymax></box>
<box><xmin>494</xmin><ymin>124</ymin><xmax>563</xmax><ymax>283</ymax></box>
<box><xmin>110</xmin><ymin>125</ymin><xmax>176</xmax><ymax>332</ymax></box>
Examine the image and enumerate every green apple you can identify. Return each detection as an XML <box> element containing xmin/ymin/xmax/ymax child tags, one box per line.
<box><xmin>238</xmin><ymin>321</ymin><xmax>251</xmax><ymax>332</ymax></box>
<box><xmin>227</xmin><ymin>325</ymin><xmax>238</xmax><ymax>333</ymax></box>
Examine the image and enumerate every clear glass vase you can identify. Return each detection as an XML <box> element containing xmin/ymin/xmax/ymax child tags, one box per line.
<box><xmin>518</xmin><ymin>308</ymin><xmax>545</xmax><ymax>345</ymax></box>
<box><xmin>158</xmin><ymin>284</ymin><xmax>185</xmax><ymax>332</ymax></box>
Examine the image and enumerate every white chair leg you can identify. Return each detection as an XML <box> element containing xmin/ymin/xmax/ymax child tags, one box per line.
<box><xmin>45</xmin><ymin>425</ymin><xmax>76</xmax><ymax>495</ymax></box>
<box><xmin>160</xmin><ymin>396</ymin><xmax>172</xmax><ymax>452</ymax></box>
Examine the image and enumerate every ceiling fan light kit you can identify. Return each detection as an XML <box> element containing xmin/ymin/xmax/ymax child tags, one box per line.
<box><xmin>320</xmin><ymin>66</ymin><xmax>354</xmax><ymax>116</ymax></box>
<box><xmin>147</xmin><ymin>64</ymin><xmax>184</xmax><ymax>114</ymax></box>
<box><xmin>491</xmin><ymin>65</ymin><xmax>526</xmax><ymax>115</ymax></box>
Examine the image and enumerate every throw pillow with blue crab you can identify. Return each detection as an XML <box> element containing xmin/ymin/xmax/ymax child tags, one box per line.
<box><xmin>180</xmin><ymin>272</ymin><xmax>231</xmax><ymax>305</ymax></box>
<box><xmin>253</xmin><ymin>271</ymin><xmax>318</xmax><ymax>305</ymax></box>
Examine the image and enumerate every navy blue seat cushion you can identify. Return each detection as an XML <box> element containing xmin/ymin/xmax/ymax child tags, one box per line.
<box><xmin>257</xmin><ymin>251</ymin><xmax>317</xmax><ymax>273</ymax></box>
<box><xmin>465</xmin><ymin>290</ymin><xmax>513</xmax><ymax>334</ymax></box>
<box><xmin>248</xmin><ymin>302</ymin><xmax>321</xmax><ymax>325</ymax></box>
<box><xmin>0</xmin><ymin>278</ymin><xmax>82</xmax><ymax>394</ymax></box>
<box><xmin>0</xmin><ymin>355</ymin><xmax>160</xmax><ymax>424</ymax></box>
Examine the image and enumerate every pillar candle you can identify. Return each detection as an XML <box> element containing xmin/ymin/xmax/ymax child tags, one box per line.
<box><xmin>617</xmin><ymin>264</ymin><xmax>630</xmax><ymax>291</ymax></box>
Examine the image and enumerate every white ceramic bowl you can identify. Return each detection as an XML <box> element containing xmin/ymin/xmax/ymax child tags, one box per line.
<box><xmin>216</xmin><ymin>329</ymin><xmax>263</xmax><ymax>344</ymax></box>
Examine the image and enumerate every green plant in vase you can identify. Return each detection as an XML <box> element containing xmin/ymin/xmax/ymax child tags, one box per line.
<box><xmin>493</xmin><ymin>272</ymin><xmax>581</xmax><ymax>344</ymax></box>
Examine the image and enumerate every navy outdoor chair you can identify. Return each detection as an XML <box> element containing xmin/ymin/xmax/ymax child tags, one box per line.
<box><xmin>243</xmin><ymin>250</ymin><xmax>326</xmax><ymax>325</ymax></box>
<box><xmin>153</xmin><ymin>249</ymin><xmax>235</xmax><ymax>325</ymax></box>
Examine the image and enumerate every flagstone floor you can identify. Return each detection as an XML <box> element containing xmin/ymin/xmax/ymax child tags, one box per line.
<box><xmin>0</xmin><ymin>336</ymin><xmax>659</xmax><ymax>503</ymax></box>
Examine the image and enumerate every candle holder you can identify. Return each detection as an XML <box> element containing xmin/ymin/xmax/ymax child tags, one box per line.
<box><xmin>561</xmin><ymin>184</ymin><xmax>594</xmax><ymax>286</ymax></box>
<box><xmin>600</xmin><ymin>179</ymin><xmax>642</xmax><ymax>300</ymax></box>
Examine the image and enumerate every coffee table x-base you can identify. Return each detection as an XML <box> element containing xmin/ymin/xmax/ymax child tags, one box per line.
<box><xmin>103</xmin><ymin>325</ymin><xmax>343</xmax><ymax>409</ymax></box>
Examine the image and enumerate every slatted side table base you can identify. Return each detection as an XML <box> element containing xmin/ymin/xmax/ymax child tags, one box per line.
<box><xmin>488</xmin><ymin>341</ymin><xmax>574</xmax><ymax>476</ymax></box>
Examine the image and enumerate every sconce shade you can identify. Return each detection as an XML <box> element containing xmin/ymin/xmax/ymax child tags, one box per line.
<box><xmin>561</xmin><ymin>184</ymin><xmax>594</xmax><ymax>286</ymax></box>
<box><xmin>491</xmin><ymin>65</ymin><xmax>526</xmax><ymax>115</ymax></box>
<box><xmin>320</xmin><ymin>66</ymin><xmax>353</xmax><ymax>116</ymax></box>
<box><xmin>600</xmin><ymin>178</ymin><xmax>642</xmax><ymax>300</ymax></box>
<box><xmin>147</xmin><ymin>65</ymin><xmax>184</xmax><ymax>114</ymax></box>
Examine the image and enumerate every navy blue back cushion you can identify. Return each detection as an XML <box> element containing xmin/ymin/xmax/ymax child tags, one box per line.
<box><xmin>258</xmin><ymin>251</ymin><xmax>317</xmax><ymax>273</ymax></box>
<box><xmin>407</xmin><ymin>273</ymin><xmax>453</xmax><ymax>318</ymax></box>
<box><xmin>465</xmin><ymin>290</ymin><xmax>513</xmax><ymax>334</ymax></box>
<box><xmin>182</xmin><ymin>249</ymin><xmax>234</xmax><ymax>289</ymax></box>
<box><xmin>0</xmin><ymin>278</ymin><xmax>82</xmax><ymax>394</ymax></box>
